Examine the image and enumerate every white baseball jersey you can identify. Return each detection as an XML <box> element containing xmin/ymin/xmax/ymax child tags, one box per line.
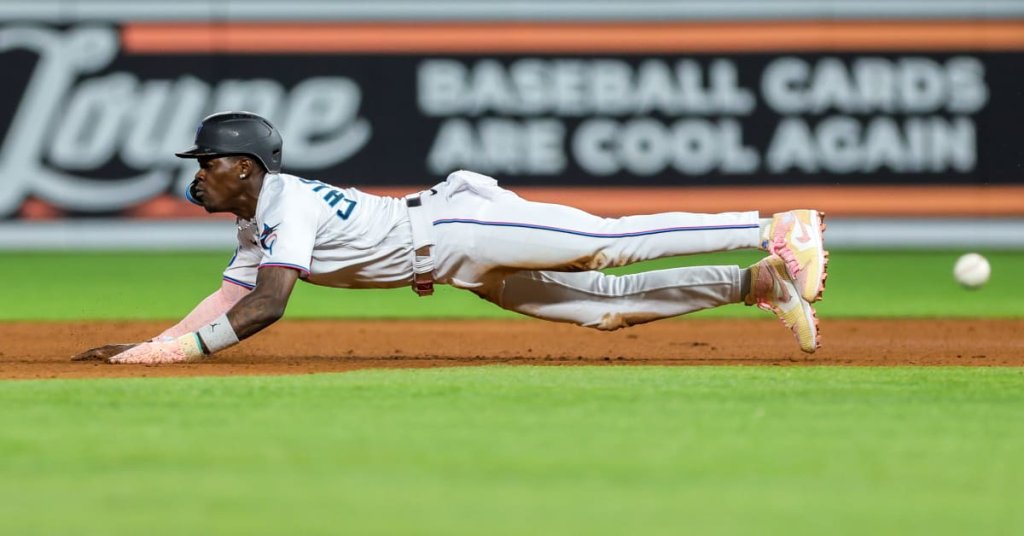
<box><xmin>223</xmin><ymin>170</ymin><xmax>763</xmax><ymax>331</ymax></box>
<box><xmin>223</xmin><ymin>173</ymin><xmax>415</xmax><ymax>290</ymax></box>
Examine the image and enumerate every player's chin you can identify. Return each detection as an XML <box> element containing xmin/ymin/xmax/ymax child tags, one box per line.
<box><xmin>194</xmin><ymin>195</ymin><xmax>216</xmax><ymax>213</ymax></box>
<box><xmin>200</xmin><ymin>199</ymin><xmax>224</xmax><ymax>214</ymax></box>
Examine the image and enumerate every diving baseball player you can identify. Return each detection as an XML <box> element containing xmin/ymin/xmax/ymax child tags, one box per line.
<box><xmin>72</xmin><ymin>112</ymin><xmax>828</xmax><ymax>364</ymax></box>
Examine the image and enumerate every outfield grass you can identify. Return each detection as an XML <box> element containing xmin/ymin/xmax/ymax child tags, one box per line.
<box><xmin>2</xmin><ymin>250</ymin><xmax>1021</xmax><ymax>320</ymax></box>
<box><xmin>0</xmin><ymin>366</ymin><xmax>1021</xmax><ymax>536</ymax></box>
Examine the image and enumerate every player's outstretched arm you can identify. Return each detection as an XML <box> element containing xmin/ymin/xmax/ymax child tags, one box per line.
<box><xmin>70</xmin><ymin>280</ymin><xmax>253</xmax><ymax>362</ymax></box>
<box><xmin>97</xmin><ymin>267</ymin><xmax>299</xmax><ymax>365</ymax></box>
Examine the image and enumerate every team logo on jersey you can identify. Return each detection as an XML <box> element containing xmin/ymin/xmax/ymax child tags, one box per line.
<box><xmin>259</xmin><ymin>223</ymin><xmax>280</xmax><ymax>254</ymax></box>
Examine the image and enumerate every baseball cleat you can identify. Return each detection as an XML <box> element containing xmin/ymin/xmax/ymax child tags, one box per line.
<box><xmin>746</xmin><ymin>255</ymin><xmax>820</xmax><ymax>353</ymax></box>
<box><xmin>764</xmin><ymin>209</ymin><xmax>829</xmax><ymax>303</ymax></box>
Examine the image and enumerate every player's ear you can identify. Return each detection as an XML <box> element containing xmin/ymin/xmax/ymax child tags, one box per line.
<box><xmin>238</xmin><ymin>157</ymin><xmax>251</xmax><ymax>180</ymax></box>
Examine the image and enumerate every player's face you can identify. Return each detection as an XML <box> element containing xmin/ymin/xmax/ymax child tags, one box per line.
<box><xmin>192</xmin><ymin>156</ymin><xmax>245</xmax><ymax>212</ymax></box>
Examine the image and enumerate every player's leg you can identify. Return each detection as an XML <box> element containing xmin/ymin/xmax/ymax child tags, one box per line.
<box><xmin>475</xmin><ymin>267</ymin><xmax>742</xmax><ymax>330</ymax></box>
<box><xmin>430</xmin><ymin>171</ymin><xmax>761</xmax><ymax>274</ymax></box>
<box><xmin>472</xmin><ymin>259</ymin><xmax>820</xmax><ymax>352</ymax></box>
<box><xmin>427</xmin><ymin>171</ymin><xmax>826</xmax><ymax>306</ymax></box>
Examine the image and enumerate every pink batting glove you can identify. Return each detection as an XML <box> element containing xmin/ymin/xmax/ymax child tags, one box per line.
<box><xmin>107</xmin><ymin>334</ymin><xmax>205</xmax><ymax>364</ymax></box>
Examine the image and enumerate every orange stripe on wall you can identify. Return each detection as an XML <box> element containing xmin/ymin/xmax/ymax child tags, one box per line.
<box><xmin>361</xmin><ymin>185</ymin><xmax>1024</xmax><ymax>218</ymax></box>
<box><xmin>387</xmin><ymin>185</ymin><xmax>1024</xmax><ymax>218</ymax></box>
<box><xmin>122</xmin><ymin>21</ymin><xmax>1024</xmax><ymax>54</ymax></box>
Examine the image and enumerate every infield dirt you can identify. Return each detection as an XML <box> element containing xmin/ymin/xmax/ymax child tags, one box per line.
<box><xmin>1</xmin><ymin>319</ymin><xmax>1021</xmax><ymax>380</ymax></box>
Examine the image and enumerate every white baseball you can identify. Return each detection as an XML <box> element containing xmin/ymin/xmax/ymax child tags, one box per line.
<box><xmin>953</xmin><ymin>253</ymin><xmax>990</xmax><ymax>289</ymax></box>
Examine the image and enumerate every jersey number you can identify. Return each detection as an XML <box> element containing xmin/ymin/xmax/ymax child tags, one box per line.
<box><xmin>299</xmin><ymin>179</ymin><xmax>357</xmax><ymax>220</ymax></box>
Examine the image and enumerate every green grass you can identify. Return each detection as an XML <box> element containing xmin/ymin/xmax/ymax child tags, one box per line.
<box><xmin>1</xmin><ymin>250</ymin><xmax>1021</xmax><ymax>320</ymax></box>
<box><xmin>1</xmin><ymin>366</ymin><xmax>1021</xmax><ymax>536</ymax></box>
<box><xmin>4</xmin><ymin>252</ymin><xmax>1020</xmax><ymax>534</ymax></box>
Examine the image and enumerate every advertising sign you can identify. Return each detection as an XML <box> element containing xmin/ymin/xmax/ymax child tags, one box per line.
<box><xmin>0</xmin><ymin>22</ymin><xmax>1021</xmax><ymax>219</ymax></box>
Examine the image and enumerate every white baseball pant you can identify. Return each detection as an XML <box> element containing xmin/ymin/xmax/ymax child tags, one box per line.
<box><xmin>422</xmin><ymin>171</ymin><xmax>761</xmax><ymax>330</ymax></box>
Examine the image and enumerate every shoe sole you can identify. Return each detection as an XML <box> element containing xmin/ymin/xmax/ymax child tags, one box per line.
<box><xmin>765</xmin><ymin>299</ymin><xmax>819</xmax><ymax>354</ymax></box>
<box><xmin>796</xmin><ymin>217</ymin><xmax>824</xmax><ymax>349</ymax></box>
<box><xmin>792</xmin><ymin>210</ymin><xmax>829</xmax><ymax>303</ymax></box>
<box><xmin>811</xmin><ymin>211</ymin><xmax>829</xmax><ymax>303</ymax></box>
<box><xmin>804</xmin><ymin>300</ymin><xmax>821</xmax><ymax>353</ymax></box>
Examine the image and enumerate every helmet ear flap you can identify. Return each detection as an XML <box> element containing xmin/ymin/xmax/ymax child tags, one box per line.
<box><xmin>268</xmin><ymin>147</ymin><xmax>283</xmax><ymax>172</ymax></box>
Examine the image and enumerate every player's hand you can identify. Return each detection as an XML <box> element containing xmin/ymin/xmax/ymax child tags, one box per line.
<box><xmin>71</xmin><ymin>344</ymin><xmax>139</xmax><ymax>361</ymax></box>
<box><xmin>105</xmin><ymin>335</ymin><xmax>204</xmax><ymax>364</ymax></box>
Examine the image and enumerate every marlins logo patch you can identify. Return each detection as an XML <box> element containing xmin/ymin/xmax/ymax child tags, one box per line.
<box><xmin>259</xmin><ymin>223</ymin><xmax>280</xmax><ymax>254</ymax></box>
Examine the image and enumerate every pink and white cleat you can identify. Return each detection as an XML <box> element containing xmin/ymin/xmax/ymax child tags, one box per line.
<box><xmin>746</xmin><ymin>255</ymin><xmax>820</xmax><ymax>353</ymax></box>
<box><xmin>763</xmin><ymin>209</ymin><xmax>829</xmax><ymax>303</ymax></box>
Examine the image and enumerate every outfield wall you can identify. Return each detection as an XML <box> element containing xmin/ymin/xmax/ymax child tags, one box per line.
<box><xmin>3</xmin><ymin>218</ymin><xmax>1023</xmax><ymax>251</ymax></box>
<box><xmin>0</xmin><ymin>0</ymin><xmax>1021</xmax><ymax>248</ymax></box>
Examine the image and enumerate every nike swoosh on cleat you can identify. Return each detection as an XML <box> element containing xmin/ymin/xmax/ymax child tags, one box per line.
<box><xmin>795</xmin><ymin>221</ymin><xmax>813</xmax><ymax>244</ymax></box>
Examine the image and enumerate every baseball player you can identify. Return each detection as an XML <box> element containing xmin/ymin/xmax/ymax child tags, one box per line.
<box><xmin>73</xmin><ymin>112</ymin><xmax>827</xmax><ymax>364</ymax></box>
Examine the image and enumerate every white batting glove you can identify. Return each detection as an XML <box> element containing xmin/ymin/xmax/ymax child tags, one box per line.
<box><xmin>106</xmin><ymin>334</ymin><xmax>205</xmax><ymax>364</ymax></box>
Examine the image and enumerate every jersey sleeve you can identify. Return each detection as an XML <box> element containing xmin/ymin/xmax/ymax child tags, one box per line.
<box><xmin>254</xmin><ymin>192</ymin><xmax>319</xmax><ymax>276</ymax></box>
<box><xmin>222</xmin><ymin>224</ymin><xmax>262</xmax><ymax>290</ymax></box>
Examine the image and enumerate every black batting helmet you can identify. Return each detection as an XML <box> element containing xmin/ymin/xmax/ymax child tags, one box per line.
<box><xmin>176</xmin><ymin>111</ymin><xmax>283</xmax><ymax>173</ymax></box>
